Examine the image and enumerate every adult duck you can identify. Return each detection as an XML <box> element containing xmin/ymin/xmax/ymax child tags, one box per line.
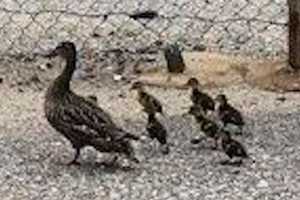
<box><xmin>44</xmin><ymin>41</ymin><xmax>139</xmax><ymax>165</ymax></box>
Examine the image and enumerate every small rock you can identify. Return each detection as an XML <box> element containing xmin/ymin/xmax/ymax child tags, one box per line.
<box><xmin>39</xmin><ymin>62</ymin><xmax>52</xmax><ymax>71</ymax></box>
<box><xmin>39</xmin><ymin>64</ymin><xmax>47</xmax><ymax>71</ymax></box>
<box><xmin>46</xmin><ymin>63</ymin><xmax>53</xmax><ymax>69</ymax></box>
<box><xmin>276</xmin><ymin>96</ymin><xmax>286</xmax><ymax>102</ymax></box>
<box><xmin>30</xmin><ymin>74</ymin><xmax>41</xmax><ymax>83</ymax></box>
<box><xmin>118</xmin><ymin>92</ymin><xmax>126</xmax><ymax>98</ymax></box>
<box><xmin>257</xmin><ymin>179</ymin><xmax>269</xmax><ymax>188</ymax></box>
<box><xmin>140</xmin><ymin>135</ymin><xmax>148</xmax><ymax>142</ymax></box>
<box><xmin>91</xmin><ymin>32</ymin><xmax>100</xmax><ymax>38</ymax></box>
<box><xmin>18</xmin><ymin>87</ymin><xmax>24</xmax><ymax>93</ymax></box>
<box><xmin>106</xmin><ymin>66</ymin><xmax>114</xmax><ymax>71</ymax></box>
<box><xmin>0</xmin><ymin>77</ymin><xmax>3</xmax><ymax>84</ymax></box>
<box><xmin>113</xmin><ymin>74</ymin><xmax>123</xmax><ymax>81</ymax></box>
<box><xmin>193</xmin><ymin>44</ymin><xmax>207</xmax><ymax>52</ymax></box>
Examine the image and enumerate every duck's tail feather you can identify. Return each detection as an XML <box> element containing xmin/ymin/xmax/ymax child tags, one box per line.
<box><xmin>113</xmin><ymin>129</ymin><xmax>140</xmax><ymax>141</ymax></box>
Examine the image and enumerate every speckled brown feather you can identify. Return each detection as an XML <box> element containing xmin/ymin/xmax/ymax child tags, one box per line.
<box><xmin>44</xmin><ymin>42</ymin><xmax>139</xmax><ymax>164</ymax></box>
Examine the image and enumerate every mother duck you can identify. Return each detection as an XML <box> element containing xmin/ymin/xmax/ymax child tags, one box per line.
<box><xmin>44</xmin><ymin>41</ymin><xmax>139</xmax><ymax>165</ymax></box>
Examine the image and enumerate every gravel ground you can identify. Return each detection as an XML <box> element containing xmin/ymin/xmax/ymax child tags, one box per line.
<box><xmin>1</xmin><ymin>66</ymin><xmax>300</xmax><ymax>200</ymax></box>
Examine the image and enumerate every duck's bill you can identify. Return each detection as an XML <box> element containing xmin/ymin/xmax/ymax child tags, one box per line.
<box><xmin>44</xmin><ymin>49</ymin><xmax>59</xmax><ymax>58</ymax></box>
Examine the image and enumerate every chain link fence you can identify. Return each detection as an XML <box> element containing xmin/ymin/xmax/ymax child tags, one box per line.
<box><xmin>0</xmin><ymin>0</ymin><xmax>288</xmax><ymax>67</ymax></box>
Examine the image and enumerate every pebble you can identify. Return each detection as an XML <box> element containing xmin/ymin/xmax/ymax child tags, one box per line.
<box><xmin>113</xmin><ymin>74</ymin><xmax>123</xmax><ymax>81</ymax></box>
<box><xmin>257</xmin><ymin>179</ymin><xmax>269</xmax><ymax>188</ymax></box>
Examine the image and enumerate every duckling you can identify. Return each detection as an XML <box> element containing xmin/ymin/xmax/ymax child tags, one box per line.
<box><xmin>44</xmin><ymin>41</ymin><xmax>139</xmax><ymax>165</ymax></box>
<box><xmin>188</xmin><ymin>105</ymin><xmax>219</xmax><ymax>149</ymax></box>
<box><xmin>219</xmin><ymin>130</ymin><xmax>253</xmax><ymax>165</ymax></box>
<box><xmin>130</xmin><ymin>81</ymin><xmax>164</xmax><ymax>116</ymax></box>
<box><xmin>215</xmin><ymin>94</ymin><xmax>244</xmax><ymax>134</ymax></box>
<box><xmin>146</xmin><ymin>114</ymin><xmax>169</xmax><ymax>154</ymax></box>
<box><xmin>185</xmin><ymin>78</ymin><xmax>215</xmax><ymax>114</ymax></box>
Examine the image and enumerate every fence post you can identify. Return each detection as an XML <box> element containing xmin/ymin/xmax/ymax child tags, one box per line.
<box><xmin>288</xmin><ymin>0</ymin><xmax>300</xmax><ymax>69</ymax></box>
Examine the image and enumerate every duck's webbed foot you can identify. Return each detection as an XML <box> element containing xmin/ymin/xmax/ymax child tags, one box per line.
<box><xmin>67</xmin><ymin>148</ymin><xmax>81</xmax><ymax>166</ymax></box>
<box><xmin>67</xmin><ymin>159</ymin><xmax>81</xmax><ymax>166</ymax></box>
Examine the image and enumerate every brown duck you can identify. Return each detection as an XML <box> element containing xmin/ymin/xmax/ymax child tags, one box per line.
<box><xmin>185</xmin><ymin>78</ymin><xmax>215</xmax><ymax>114</ymax></box>
<box><xmin>215</xmin><ymin>94</ymin><xmax>244</xmax><ymax>133</ymax></box>
<box><xmin>130</xmin><ymin>81</ymin><xmax>164</xmax><ymax>116</ymax></box>
<box><xmin>188</xmin><ymin>105</ymin><xmax>219</xmax><ymax>149</ymax></box>
<box><xmin>44</xmin><ymin>41</ymin><xmax>139</xmax><ymax>165</ymax></box>
<box><xmin>146</xmin><ymin>114</ymin><xmax>169</xmax><ymax>154</ymax></box>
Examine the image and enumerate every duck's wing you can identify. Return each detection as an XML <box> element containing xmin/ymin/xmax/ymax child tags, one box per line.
<box><xmin>232</xmin><ymin>140</ymin><xmax>248</xmax><ymax>157</ymax></box>
<box><xmin>226</xmin><ymin>139</ymin><xmax>248</xmax><ymax>158</ymax></box>
<box><xmin>227</xmin><ymin>105</ymin><xmax>244</xmax><ymax>125</ymax></box>
<box><xmin>192</xmin><ymin>89</ymin><xmax>214</xmax><ymax>109</ymax></box>
<box><xmin>62</xmin><ymin>94</ymin><xmax>138</xmax><ymax>140</ymax></box>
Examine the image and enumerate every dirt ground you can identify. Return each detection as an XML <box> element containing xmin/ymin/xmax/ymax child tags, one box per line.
<box><xmin>1</xmin><ymin>53</ymin><xmax>300</xmax><ymax>199</ymax></box>
<box><xmin>137</xmin><ymin>52</ymin><xmax>300</xmax><ymax>92</ymax></box>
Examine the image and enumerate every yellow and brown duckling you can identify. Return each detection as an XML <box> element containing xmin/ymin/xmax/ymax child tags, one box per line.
<box><xmin>219</xmin><ymin>130</ymin><xmax>253</xmax><ymax>165</ymax></box>
<box><xmin>215</xmin><ymin>94</ymin><xmax>244</xmax><ymax>134</ymax></box>
<box><xmin>130</xmin><ymin>81</ymin><xmax>164</xmax><ymax>116</ymax></box>
<box><xmin>188</xmin><ymin>105</ymin><xmax>220</xmax><ymax>149</ymax></box>
<box><xmin>185</xmin><ymin>78</ymin><xmax>215</xmax><ymax>114</ymax></box>
<box><xmin>44</xmin><ymin>41</ymin><xmax>139</xmax><ymax>165</ymax></box>
<box><xmin>146</xmin><ymin>113</ymin><xmax>169</xmax><ymax>154</ymax></box>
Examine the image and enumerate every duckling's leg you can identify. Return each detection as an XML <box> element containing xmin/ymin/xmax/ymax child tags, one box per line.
<box><xmin>67</xmin><ymin>148</ymin><xmax>81</xmax><ymax>165</ymax></box>
<box><xmin>211</xmin><ymin>139</ymin><xmax>218</xmax><ymax>150</ymax></box>
<box><xmin>160</xmin><ymin>144</ymin><xmax>169</xmax><ymax>155</ymax></box>
<box><xmin>166</xmin><ymin>74</ymin><xmax>173</xmax><ymax>82</ymax></box>
<box><xmin>236</xmin><ymin>126</ymin><xmax>244</xmax><ymax>135</ymax></box>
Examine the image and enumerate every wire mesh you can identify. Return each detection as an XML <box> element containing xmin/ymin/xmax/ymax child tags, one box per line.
<box><xmin>0</xmin><ymin>0</ymin><xmax>288</xmax><ymax>64</ymax></box>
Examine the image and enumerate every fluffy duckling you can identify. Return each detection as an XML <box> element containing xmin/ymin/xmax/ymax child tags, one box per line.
<box><xmin>185</xmin><ymin>78</ymin><xmax>214</xmax><ymax>114</ymax></box>
<box><xmin>44</xmin><ymin>41</ymin><xmax>139</xmax><ymax>165</ymax></box>
<box><xmin>215</xmin><ymin>94</ymin><xmax>244</xmax><ymax>133</ymax></box>
<box><xmin>146</xmin><ymin>114</ymin><xmax>169</xmax><ymax>154</ymax></box>
<box><xmin>130</xmin><ymin>81</ymin><xmax>164</xmax><ymax>116</ymax></box>
<box><xmin>219</xmin><ymin>130</ymin><xmax>253</xmax><ymax>165</ymax></box>
<box><xmin>188</xmin><ymin>105</ymin><xmax>219</xmax><ymax>149</ymax></box>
